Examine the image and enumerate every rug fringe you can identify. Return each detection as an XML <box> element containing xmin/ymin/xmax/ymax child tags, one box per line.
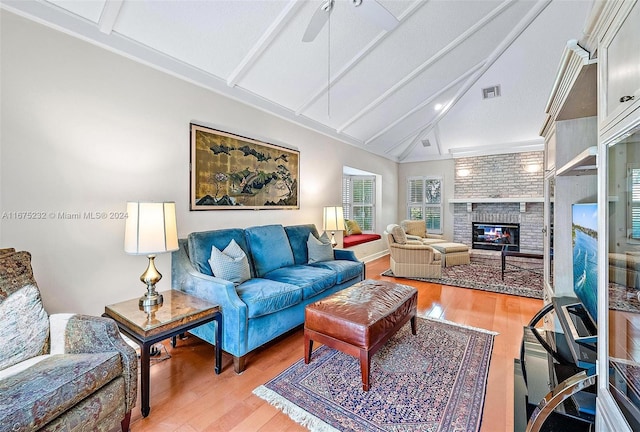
<box><xmin>253</xmin><ymin>385</ymin><xmax>340</xmax><ymax>432</ymax></box>
<box><xmin>417</xmin><ymin>314</ymin><xmax>499</xmax><ymax>336</ymax></box>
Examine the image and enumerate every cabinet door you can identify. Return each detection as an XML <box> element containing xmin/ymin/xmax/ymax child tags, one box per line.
<box><xmin>600</xmin><ymin>0</ymin><xmax>640</xmax><ymax>136</ymax></box>
<box><xmin>598</xmin><ymin>124</ymin><xmax>640</xmax><ymax>432</ymax></box>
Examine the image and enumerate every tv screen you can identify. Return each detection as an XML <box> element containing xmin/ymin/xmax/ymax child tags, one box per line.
<box><xmin>572</xmin><ymin>203</ymin><xmax>598</xmax><ymax>324</ymax></box>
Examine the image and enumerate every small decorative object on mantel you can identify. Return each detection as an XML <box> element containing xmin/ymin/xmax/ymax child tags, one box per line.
<box><xmin>124</xmin><ymin>201</ymin><xmax>179</xmax><ymax>307</ymax></box>
<box><xmin>190</xmin><ymin>123</ymin><xmax>300</xmax><ymax>210</ymax></box>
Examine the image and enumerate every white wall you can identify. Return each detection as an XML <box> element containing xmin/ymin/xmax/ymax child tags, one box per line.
<box><xmin>397</xmin><ymin>159</ymin><xmax>455</xmax><ymax>240</ymax></box>
<box><xmin>0</xmin><ymin>12</ymin><xmax>398</xmax><ymax>316</ymax></box>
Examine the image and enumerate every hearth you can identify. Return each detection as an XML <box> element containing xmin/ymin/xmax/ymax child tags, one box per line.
<box><xmin>472</xmin><ymin>222</ymin><xmax>520</xmax><ymax>251</ymax></box>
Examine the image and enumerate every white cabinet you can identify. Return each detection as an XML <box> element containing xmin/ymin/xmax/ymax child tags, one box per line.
<box><xmin>599</xmin><ymin>0</ymin><xmax>640</xmax><ymax>141</ymax></box>
<box><xmin>596</xmin><ymin>1</ymin><xmax>640</xmax><ymax>431</ymax></box>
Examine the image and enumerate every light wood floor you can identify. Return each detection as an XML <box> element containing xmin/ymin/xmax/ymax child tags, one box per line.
<box><xmin>129</xmin><ymin>255</ymin><xmax>542</xmax><ymax>431</ymax></box>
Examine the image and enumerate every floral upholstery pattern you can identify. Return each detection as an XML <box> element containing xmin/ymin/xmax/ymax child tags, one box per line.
<box><xmin>0</xmin><ymin>249</ymin><xmax>137</xmax><ymax>432</ymax></box>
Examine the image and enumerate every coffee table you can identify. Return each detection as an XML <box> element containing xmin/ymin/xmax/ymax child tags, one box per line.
<box><xmin>501</xmin><ymin>246</ymin><xmax>544</xmax><ymax>280</ymax></box>
<box><xmin>104</xmin><ymin>290</ymin><xmax>222</xmax><ymax>417</ymax></box>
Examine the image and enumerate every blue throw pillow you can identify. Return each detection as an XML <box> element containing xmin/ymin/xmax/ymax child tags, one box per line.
<box><xmin>307</xmin><ymin>233</ymin><xmax>333</xmax><ymax>264</ymax></box>
<box><xmin>208</xmin><ymin>239</ymin><xmax>251</xmax><ymax>285</ymax></box>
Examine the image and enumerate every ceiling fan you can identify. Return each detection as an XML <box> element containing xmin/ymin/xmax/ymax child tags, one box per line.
<box><xmin>302</xmin><ymin>0</ymin><xmax>399</xmax><ymax>42</ymax></box>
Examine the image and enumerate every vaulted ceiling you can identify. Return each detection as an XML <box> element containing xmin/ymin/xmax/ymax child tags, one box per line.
<box><xmin>2</xmin><ymin>0</ymin><xmax>595</xmax><ymax>162</ymax></box>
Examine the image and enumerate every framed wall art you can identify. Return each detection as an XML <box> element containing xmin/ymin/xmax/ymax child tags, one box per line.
<box><xmin>190</xmin><ymin>124</ymin><xmax>300</xmax><ymax>210</ymax></box>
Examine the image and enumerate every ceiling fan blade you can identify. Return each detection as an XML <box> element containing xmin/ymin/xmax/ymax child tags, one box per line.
<box><xmin>357</xmin><ymin>0</ymin><xmax>399</xmax><ymax>31</ymax></box>
<box><xmin>302</xmin><ymin>3</ymin><xmax>332</xmax><ymax>42</ymax></box>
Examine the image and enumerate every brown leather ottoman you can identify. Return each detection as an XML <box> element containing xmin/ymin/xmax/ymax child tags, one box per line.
<box><xmin>304</xmin><ymin>279</ymin><xmax>418</xmax><ymax>391</ymax></box>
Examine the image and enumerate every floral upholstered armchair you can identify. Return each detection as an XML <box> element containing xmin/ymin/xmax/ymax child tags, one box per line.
<box><xmin>0</xmin><ymin>248</ymin><xmax>137</xmax><ymax>432</ymax></box>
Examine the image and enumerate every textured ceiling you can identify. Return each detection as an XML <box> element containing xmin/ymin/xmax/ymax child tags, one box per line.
<box><xmin>2</xmin><ymin>0</ymin><xmax>595</xmax><ymax>162</ymax></box>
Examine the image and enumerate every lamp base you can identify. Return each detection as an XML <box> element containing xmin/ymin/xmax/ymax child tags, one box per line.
<box><xmin>139</xmin><ymin>255</ymin><xmax>163</xmax><ymax>307</ymax></box>
<box><xmin>139</xmin><ymin>290</ymin><xmax>163</xmax><ymax>307</ymax></box>
<box><xmin>330</xmin><ymin>231</ymin><xmax>337</xmax><ymax>248</ymax></box>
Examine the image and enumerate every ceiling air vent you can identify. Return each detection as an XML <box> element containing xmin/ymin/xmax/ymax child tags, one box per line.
<box><xmin>421</xmin><ymin>139</ymin><xmax>431</xmax><ymax>147</ymax></box>
<box><xmin>482</xmin><ymin>85</ymin><xmax>501</xmax><ymax>99</ymax></box>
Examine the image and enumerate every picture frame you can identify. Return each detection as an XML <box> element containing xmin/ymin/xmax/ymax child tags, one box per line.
<box><xmin>190</xmin><ymin>124</ymin><xmax>300</xmax><ymax>210</ymax></box>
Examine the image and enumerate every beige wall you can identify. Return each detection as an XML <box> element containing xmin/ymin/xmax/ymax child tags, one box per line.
<box><xmin>397</xmin><ymin>159</ymin><xmax>456</xmax><ymax>241</ymax></box>
<box><xmin>0</xmin><ymin>12</ymin><xmax>398</xmax><ymax>315</ymax></box>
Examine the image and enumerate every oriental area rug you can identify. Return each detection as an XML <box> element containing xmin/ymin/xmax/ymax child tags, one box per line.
<box><xmin>383</xmin><ymin>255</ymin><xmax>545</xmax><ymax>299</ymax></box>
<box><xmin>382</xmin><ymin>256</ymin><xmax>640</xmax><ymax>315</ymax></box>
<box><xmin>253</xmin><ymin>317</ymin><xmax>496</xmax><ymax>432</ymax></box>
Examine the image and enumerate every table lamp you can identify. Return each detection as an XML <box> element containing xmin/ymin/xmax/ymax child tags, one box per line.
<box><xmin>323</xmin><ymin>206</ymin><xmax>345</xmax><ymax>248</ymax></box>
<box><xmin>124</xmin><ymin>201</ymin><xmax>179</xmax><ymax>307</ymax></box>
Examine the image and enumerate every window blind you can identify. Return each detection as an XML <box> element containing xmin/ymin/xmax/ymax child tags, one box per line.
<box><xmin>343</xmin><ymin>175</ymin><xmax>375</xmax><ymax>231</ymax></box>
<box><xmin>407</xmin><ymin>176</ymin><xmax>443</xmax><ymax>233</ymax></box>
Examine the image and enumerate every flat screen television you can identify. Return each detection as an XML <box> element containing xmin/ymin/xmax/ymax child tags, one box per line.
<box><xmin>569</xmin><ymin>203</ymin><xmax>598</xmax><ymax>335</ymax></box>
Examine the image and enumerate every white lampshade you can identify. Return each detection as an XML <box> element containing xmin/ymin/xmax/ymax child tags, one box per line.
<box><xmin>124</xmin><ymin>202</ymin><xmax>179</xmax><ymax>255</ymax></box>
<box><xmin>323</xmin><ymin>206</ymin><xmax>345</xmax><ymax>231</ymax></box>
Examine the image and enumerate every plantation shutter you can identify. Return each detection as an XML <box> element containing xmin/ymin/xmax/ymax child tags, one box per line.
<box><xmin>343</xmin><ymin>175</ymin><xmax>375</xmax><ymax>231</ymax></box>
<box><xmin>342</xmin><ymin>177</ymin><xmax>352</xmax><ymax>220</ymax></box>
<box><xmin>407</xmin><ymin>178</ymin><xmax>424</xmax><ymax>220</ymax></box>
<box><xmin>406</xmin><ymin>176</ymin><xmax>443</xmax><ymax>234</ymax></box>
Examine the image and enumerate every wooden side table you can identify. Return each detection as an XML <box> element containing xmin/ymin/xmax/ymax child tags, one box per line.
<box><xmin>104</xmin><ymin>290</ymin><xmax>222</xmax><ymax>417</ymax></box>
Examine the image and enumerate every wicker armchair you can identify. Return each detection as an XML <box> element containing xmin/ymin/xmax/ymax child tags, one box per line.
<box><xmin>384</xmin><ymin>224</ymin><xmax>442</xmax><ymax>278</ymax></box>
<box><xmin>0</xmin><ymin>248</ymin><xmax>137</xmax><ymax>432</ymax></box>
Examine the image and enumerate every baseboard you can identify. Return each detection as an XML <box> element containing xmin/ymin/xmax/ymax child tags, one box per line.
<box><xmin>360</xmin><ymin>249</ymin><xmax>389</xmax><ymax>263</ymax></box>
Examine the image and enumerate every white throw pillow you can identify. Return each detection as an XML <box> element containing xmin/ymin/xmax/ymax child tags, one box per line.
<box><xmin>307</xmin><ymin>233</ymin><xmax>334</xmax><ymax>263</ymax></box>
<box><xmin>208</xmin><ymin>239</ymin><xmax>251</xmax><ymax>285</ymax></box>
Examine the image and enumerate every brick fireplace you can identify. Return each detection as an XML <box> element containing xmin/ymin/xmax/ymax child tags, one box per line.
<box><xmin>452</xmin><ymin>152</ymin><xmax>544</xmax><ymax>253</ymax></box>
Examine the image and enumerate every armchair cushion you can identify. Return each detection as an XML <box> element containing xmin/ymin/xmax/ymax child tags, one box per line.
<box><xmin>386</xmin><ymin>224</ymin><xmax>408</xmax><ymax>244</ymax></box>
<box><xmin>0</xmin><ymin>284</ymin><xmax>49</xmax><ymax>370</ymax></box>
<box><xmin>401</xmin><ymin>219</ymin><xmax>426</xmax><ymax>238</ymax></box>
<box><xmin>0</xmin><ymin>352</ymin><xmax>122</xmax><ymax>430</ymax></box>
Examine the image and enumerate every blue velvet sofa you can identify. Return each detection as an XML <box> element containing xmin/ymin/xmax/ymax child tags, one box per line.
<box><xmin>171</xmin><ymin>224</ymin><xmax>364</xmax><ymax>372</ymax></box>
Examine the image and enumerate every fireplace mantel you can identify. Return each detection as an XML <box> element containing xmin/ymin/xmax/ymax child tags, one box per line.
<box><xmin>449</xmin><ymin>197</ymin><xmax>544</xmax><ymax>213</ymax></box>
<box><xmin>448</xmin><ymin>197</ymin><xmax>544</xmax><ymax>204</ymax></box>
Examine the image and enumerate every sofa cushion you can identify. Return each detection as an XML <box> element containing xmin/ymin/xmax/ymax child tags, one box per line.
<box><xmin>188</xmin><ymin>229</ymin><xmax>250</xmax><ymax>276</ymax></box>
<box><xmin>245</xmin><ymin>225</ymin><xmax>295</xmax><ymax>277</ymax></box>
<box><xmin>310</xmin><ymin>260</ymin><xmax>363</xmax><ymax>284</ymax></box>
<box><xmin>307</xmin><ymin>233</ymin><xmax>334</xmax><ymax>263</ymax></box>
<box><xmin>284</xmin><ymin>224</ymin><xmax>319</xmax><ymax>265</ymax></box>
<box><xmin>208</xmin><ymin>239</ymin><xmax>251</xmax><ymax>285</ymax></box>
<box><xmin>235</xmin><ymin>278</ymin><xmax>303</xmax><ymax>318</ymax></box>
<box><xmin>264</xmin><ymin>265</ymin><xmax>337</xmax><ymax>299</ymax></box>
<box><xmin>0</xmin><ymin>284</ymin><xmax>49</xmax><ymax>371</ymax></box>
<box><xmin>0</xmin><ymin>352</ymin><xmax>122</xmax><ymax>431</ymax></box>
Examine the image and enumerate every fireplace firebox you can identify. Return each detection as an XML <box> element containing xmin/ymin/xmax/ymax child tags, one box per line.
<box><xmin>472</xmin><ymin>222</ymin><xmax>520</xmax><ymax>251</ymax></box>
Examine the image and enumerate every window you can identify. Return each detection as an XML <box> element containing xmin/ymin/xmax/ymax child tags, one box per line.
<box><xmin>343</xmin><ymin>175</ymin><xmax>375</xmax><ymax>231</ymax></box>
<box><xmin>407</xmin><ymin>176</ymin><xmax>443</xmax><ymax>234</ymax></box>
<box><xmin>629</xmin><ymin>166</ymin><xmax>640</xmax><ymax>240</ymax></box>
